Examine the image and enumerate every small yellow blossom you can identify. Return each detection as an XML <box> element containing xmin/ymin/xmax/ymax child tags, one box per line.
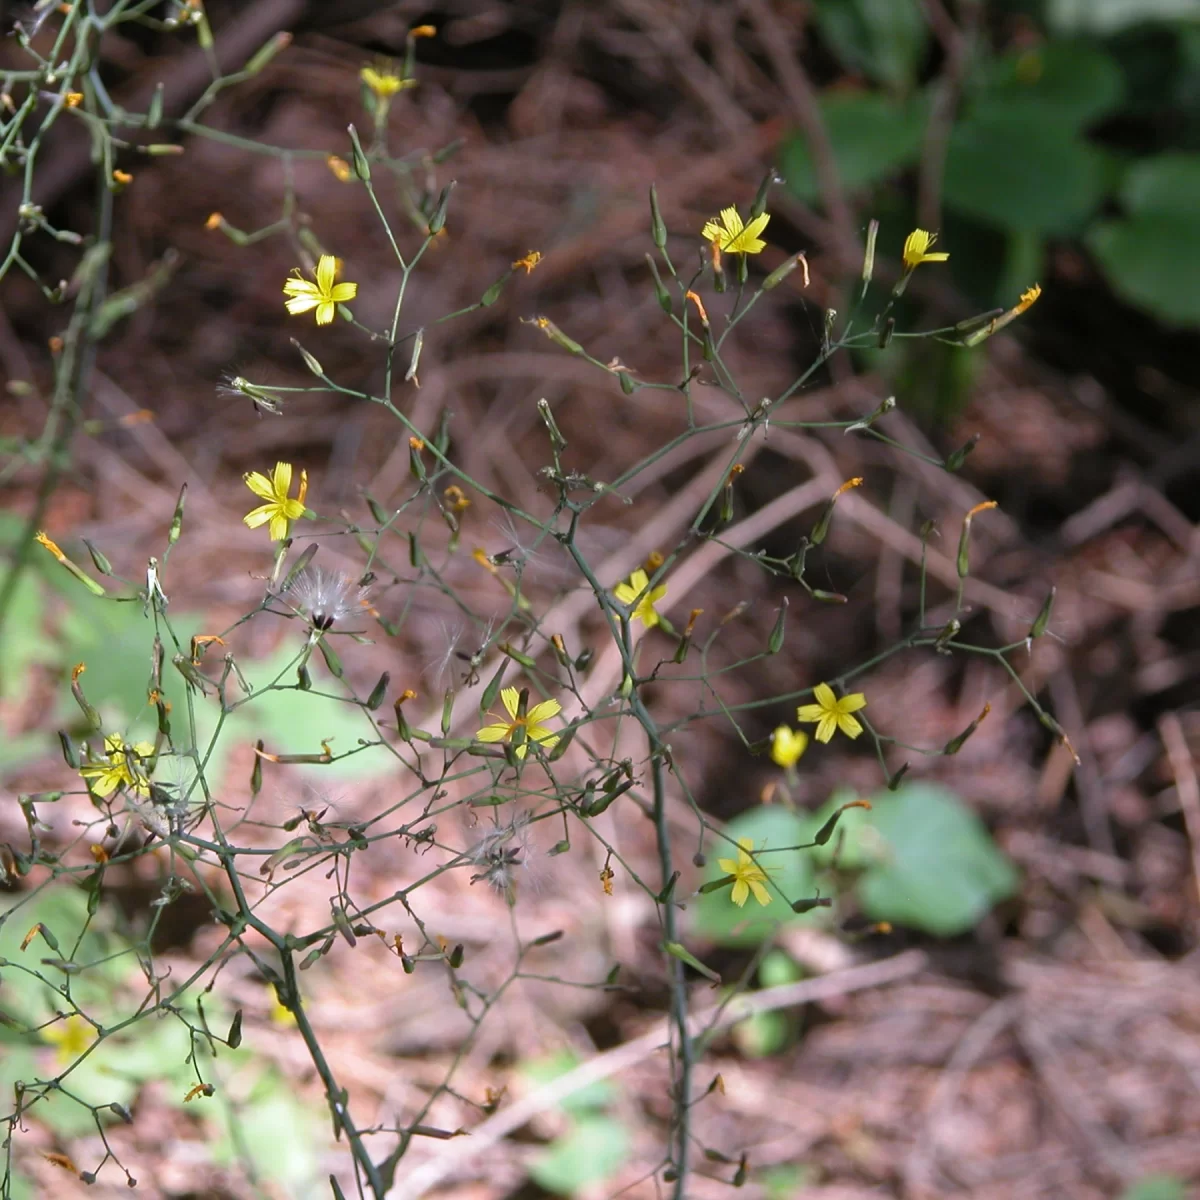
<box><xmin>770</xmin><ymin>725</ymin><xmax>808</xmax><ymax>768</ymax></box>
<box><xmin>326</xmin><ymin>154</ymin><xmax>352</xmax><ymax>182</ymax></box>
<box><xmin>443</xmin><ymin>484</ymin><xmax>470</xmax><ymax>513</ymax></box>
<box><xmin>63</xmin><ymin>92</ymin><xmax>84</xmax><ymax>108</ymax></box>
<box><xmin>717</xmin><ymin>838</ymin><xmax>773</xmax><ymax>908</ymax></box>
<box><xmin>512</xmin><ymin>250</ymin><xmax>542</xmax><ymax>274</ymax></box>
<box><xmin>701</xmin><ymin>206</ymin><xmax>770</xmax><ymax>256</ymax></box>
<box><xmin>34</xmin><ymin>530</ymin><xmax>65</xmax><ymax>561</ymax></box>
<box><xmin>1015</xmin><ymin>283</ymin><xmax>1041</xmax><ymax>313</ymax></box>
<box><xmin>409</xmin><ymin>24</ymin><xmax>437</xmax><ymax>38</ymax></box>
<box><xmin>43</xmin><ymin>1016</ymin><xmax>94</xmax><ymax>1064</ymax></box>
<box><xmin>112</xmin><ymin>169</ymin><xmax>133</xmax><ymax>186</ymax></box>
<box><xmin>242</xmin><ymin>461</ymin><xmax>308</xmax><ymax>542</ymax></box>
<box><xmin>613</xmin><ymin>568</ymin><xmax>668</xmax><ymax>628</ymax></box>
<box><xmin>360</xmin><ymin>65</ymin><xmax>413</xmax><ymax>99</ymax></box>
<box><xmin>283</xmin><ymin>254</ymin><xmax>357</xmax><ymax>326</ymax></box>
<box><xmin>79</xmin><ymin>733</ymin><xmax>155</xmax><ymax>799</ymax></box>
<box><xmin>476</xmin><ymin>687</ymin><xmax>560</xmax><ymax>760</ymax></box>
<box><xmin>269</xmin><ymin>996</ymin><xmax>296</xmax><ymax>1027</ymax></box>
<box><xmin>797</xmin><ymin>682</ymin><xmax>867</xmax><ymax>743</ymax></box>
<box><xmin>901</xmin><ymin>229</ymin><xmax>949</xmax><ymax>271</ymax></box>
<box><xmin>204</xmin><ymin>211</ymin><xmax>223</xmax><ymax>230</ymax></box>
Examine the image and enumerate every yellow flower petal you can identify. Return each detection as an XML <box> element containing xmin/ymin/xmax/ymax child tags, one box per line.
<box><xmin>526</xmin><ymin>697</ymin><xmax>561</xmax><ymax>726</ymax></box>
<box><xmin>242</xmin><ymin>504</ymin><xmax>272</xmax><ymax>529</ymax></box>
<box><xmin>476</xmin><ymin>723</ymin><xmax>511</xmax><ymax>743</ymax></box>
<box><xmin>243</xmin><ymin>471</ymin><xmax>275</xmax><ymax>500</ymax></box>
<box><xmin>314</xmin><ymin>255</ymin><xmax>338</xmax><ymax>295</ymax></box>
<box><xmin>499</xmin><ymin>687</ymin><xmax>521</xmax><ymax>720</ymax></box>
<box><xmin>836</xmin><ymin>713</ymin><xmax>864</xmax><ymax>740</ymax></box>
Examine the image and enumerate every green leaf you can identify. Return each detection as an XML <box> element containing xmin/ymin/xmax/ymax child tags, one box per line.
<box><xmin>971</xmin><ymin>42</ymin><xmax>1125</xmax><ymax>130</ymax></box>
<box><xmin>813</xmin><ymin>0</ymin><xmax>928</xmax><ymax>92</ymax></box>
<box><xmin>806</xmin><ymin>790</ymin><xmax>878</xmax><ymax>871</ymax></box>
<box><xmin>732</xmin><ymin>1008</ymin><xmax>791</xmax><ymax>1058</ymax></box>
<box><xmin>855</xmin><ymin>784</ymin><xmax>1019</xmax><ymax>936</ymax></box>
<box><xmin>0</xmin><ymin>571</ymin><xmax>59</xmax><ymax>703</ymax></box>
<box><xmin>690</xmin><ymin>807</ymin><xmax>816</xmax><ymax>948</ymax></box>
<box><xmin>529</xmin><ymin>1114</ymin><xmax>631</xmax><ymax>1196</ymax></box>
<box><xmin>211</xmin><ymin>1067</ymin><xmax>324</xmax><ymax>1194</ymax></box>
<box><xmin>232</xmin><ymin>646</ymin><xmax>392</xmax><ymax>782</ymax></box>
<box><xmin>520</xmin><ymin>1050</ymin><xmax>616</xmax><ymax>1114</ymax></box>
<box><xmin>1047</xmin><ymin>0</ymin><xmax>1200</xmax><ymax>35</ymax></box>
<box><xmin>1087</xmin><ymin>214</ymin><xmax>1200</xmax><ymax>326</ymax></box>
<box><xmin>943</xmin><ymin>113</ymin><xmax>1110</xmax><ymax>234</ymax></box>
<box><xmin>1119</xmin><ymin>152</ymin><xmax>1200</xmax><ymax>219</ymax></box>
<box><xmin>780</xmin><ymin>92</ymin><xmax>930</xmax><ymax>204</ymax></box>
<box><xmin>1120</xmin><ymin>1176</ymin><xmax>1188</xmax><ymax>1200</ymax></box>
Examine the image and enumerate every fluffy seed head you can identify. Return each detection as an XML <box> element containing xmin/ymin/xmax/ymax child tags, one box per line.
<box><xmin>288</xmin><ymin>566</ymin><xmax>369</xmax><ymax>630</ymax></box>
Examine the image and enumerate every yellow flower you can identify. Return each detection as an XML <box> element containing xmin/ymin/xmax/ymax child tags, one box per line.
<box><xmin>512</xmin><ymin>250</ymin><xmax>542</xmax><ymax>274</ymax></box>
<box><xmin>901</xmin><ymin>229</ymin><xmax>949</xmax><ymax>271</ymax></box>
<box><xmin>1015</xmin><ymin>283</ymin><xmax>1041</xmax><ymax>313</ymax></box>
<box><xmin>269</xmin><ymin>996</ymin><xmax>297</xmax><ymax>1027</ymax></box>
<box><xmin>476</xmin><ymin>687</ymin><xmax>561</xmax><ymax>760</ymax></box>
<box><xmin>717</xmin><ymin>838</ymin><xmax>772</xmax><ymax>908</ymax></box>
<box><xmin>242</xmin><ymin>461</ymin><xmax>308</xmax><ymax>542</ymax></box>
<box><xmin>43</xmin><ymin>1015</ymin><xmax>93</xmax><ymax>1064</ymax></box>
<box><xmin>613</xmin><ymin>569</ymin><xmax>668</xmax><ymax>628</ymax></box>
<box><xmin>283</xmin><ymin>255</ymin><xmax>357</xmax><ymax>326</ymax></box>
<box><xmin>701</xmin><ymin>206</ymin><xmax>770</xmax><ymax>255</ymax></box>
<box><xmin>326</xmin><ymin>154</ymin><xmax>352</xmax><ymax>182</ymax></box>
<box><xmin>360</xmin><ymin>65</ymin><xmax>413</xmax><ymax>99</ymax></box>
<box><xmin>796</xmin><ymin>682</ymin><xmax>867</xmax><ymax>743</ymax></box>
<box><xmin>770</xmin><ymin>725</ymin><xmax>808</xmax><ymax>768</ymax></box>
<box><xmin>79</xmin><ymin>733</ymin><xmax>155</xmax><ymax>799</ymax></box>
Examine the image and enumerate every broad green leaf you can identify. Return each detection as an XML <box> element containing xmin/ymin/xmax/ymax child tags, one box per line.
<box><xmin>806</xmin><ymin>790</ymin><xmax>878</xmax><ymax>871</ymax></box>
<box><xmin>211</xmin><ymin>1068</ymin><xmax>324</xmax><ymax>1194</ymax></box>
<box><xmin>813</xmin><ymin>0</ymin><xmax>928</xmax><ymax>92</ymax></box>
<box><xmin>1119</xmin><ymin>152</ymin><xmax>1200</xmax><ymax>218</ymax></box>
<box><xmin>529</xmin><ymin>1114</ymin><xmax>630</xmax><ymax>1195</ymax></box>
<box><xmin>733</xmin><ymin>1008</ymin><xmax>790</xmax><ymax>1058</ymax></box>
<box><xmin>0</xmin><ymin>572</ymin><xmax>59</xmax><ymax>702</ymax></box>
<box><xmin>855</xmin><ymin>784</ymin><xmax>1019</xmax><ymax>936</ymax></box>
<box><xmin>690</xmin><ymin>807</ymin><xmax>816</xmax><ymax>948</ymax></box>
<box><xmin>520</xmin><ymin>1049</ymin><xmax>615</xmax><ymax>1114</ymax></box>
<box><xmin>780</xmin><ymin>92</ymin><xmax>930</xmax><ymax>204</ymax></box>
<box><xmin>944</xmin><ymin>113</ymin><xmax>1110</xmax><ymax>234</ymax></box>
<box><xmin>1121</xmin><ymin>1176</ymin><xmax>1188</xmax><ymax>1200</ymax></box>
<box><xmin>971</xmin><ymin>42</ymin><xmax>1125</xmax><ymax>129</ymax></box>
<box><xmin>1087</xmin><ymin>215</ymin><xmax>1200</xmax><ymax>326</ymax></box>
<box><xmin>230</xmin><ymin>645</ymin><xmax>392</xmax><ymax>782</ymax></box>
<box><xmin>1048</xmin><ymin>0</ymin><xmax>1200</xmax><ymax>35</ymax></box>
<box><xmin>758</xmin><ymin>948</ymin><xmax>803</xmax><ymax>989</ymax></box>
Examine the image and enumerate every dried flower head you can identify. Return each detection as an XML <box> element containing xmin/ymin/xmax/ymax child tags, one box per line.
<box><xmin>287</xmin><ymin>566</ymin><xmax>370</xmax><ymax>630</ymax></box>
<box><xmin>467</xmin><ymin>813</ymin><xmax>536</xmax><ymax>898</ymax></box>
